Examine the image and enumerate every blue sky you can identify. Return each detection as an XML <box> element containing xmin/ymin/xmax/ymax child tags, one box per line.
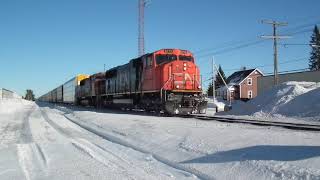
<box><xmin>0</xmin><ymin>0</ymin><xmax>319</xmax><ymax>97</ymax></box>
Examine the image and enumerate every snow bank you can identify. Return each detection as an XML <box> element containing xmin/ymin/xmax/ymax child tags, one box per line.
<box><xmin>207</xmin><ymin>97</ymin><xmax>226</xmax><ymax>110</ymax></box>
<box><xmin>0</xmin><ymin>99</ymin><xmax>33</xmax><ymax>114</ymax></box>
<box><xmin>222</xmin><ymin>81</ymin><xmax>320</xmax><ymax>120</ymax></box>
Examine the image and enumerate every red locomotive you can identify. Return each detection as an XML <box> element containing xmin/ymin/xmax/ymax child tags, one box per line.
<box><xmin>77</xmin><ymin>48</ymin><xmax>206</xmax><ymax>114</ymax></box>
<box><xmin>40</xmin><ymin>48</ymin><xmax>207</xmax><ymax>114</ymax></box>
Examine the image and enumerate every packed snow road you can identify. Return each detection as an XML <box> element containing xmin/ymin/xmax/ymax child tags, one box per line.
<box><xmin>0</xmin><ymin>99</ymin><xmax>199</xmax><ymax>180</ymax></box>
<box><xmin>1</xmin><ymin>99</ymin><xmax>320</xmax><ymax>180</ymax></box>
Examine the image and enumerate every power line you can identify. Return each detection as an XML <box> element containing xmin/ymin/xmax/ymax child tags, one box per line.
<box><xmin>195</xmin><ymin>20</ymin><xmax>319</xmax><ymax>83</ymax></box>
<box><xmin>195</xmin><ymin>29</ymin><xmax>311</xmax><ymax>64</ymax></box>
<box><xmin>264</xmin><ymin>68</ymin><xmax>309</xmax><ymax>75</ymax></box>
<box><xmin>196</xmin><ymin>39</ymin><xmax>267</xmax><ymax>59</ymax></box>
<box><xmin>202</xmin><ymin>57</ymin><xmax>308</xmax><ymax>77</ymax></box>
<box><xmin>194</xmin><ymin>20</ymin><xmax>320</xmax><ymax>59</ymax></box>
<box><xmin>257</xmin><ymin>57</ymin><xmax>307</xmax><ymax>67</ymax></box>
<box><xmin>195</xmin><ymin>20</ymin><xmax>320</xmax><ymax>55</ymax></box>
<box><xmin>196</xmin><ymin>28</ymin><xmax>312</xmax><ymax>61</ymax></box>
<box><xmin>282</xmin><ymin>21</ymin><xmax>320</xmax><ymax>34</ymax></box>
<box><xmin>194</xmin><ymin>39</ymin><xmax>253</xmax><ymax>54</ymax></box>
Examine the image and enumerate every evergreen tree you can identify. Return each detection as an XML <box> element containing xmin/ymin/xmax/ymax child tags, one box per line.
<box><xmin>207</xmin><ymin>82</ymin><xmax>214</xmax><ymax>96</ymax></box>
<box><xmin>215</xmin><ymin>65</ymin><xmax>227</xmax><ymax>89</ymax></box>
<box><xmin>25</xmin><ymin>89</ymin><xmax>35</xmax><ymax>101</ymax></box>
<box><xmin>206</xmin><ymin>65</ymin><xmax>227</xmax><ymax>96</ymax></box>
<box><xmin>309</xmin><ymin>25</ymin><xmax>320</xmax><ymax>70</ymax></box>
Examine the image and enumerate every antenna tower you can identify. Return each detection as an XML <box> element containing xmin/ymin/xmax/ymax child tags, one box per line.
<box><xmin>138</xmin><ymin>0</ymin><xmax>146</xmax><ymax>56</ymax></box>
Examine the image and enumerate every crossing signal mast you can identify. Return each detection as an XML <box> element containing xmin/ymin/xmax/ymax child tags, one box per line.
<box><xmin>138</xmin><ymin>0</ymin><xmax>147</xmax><ymax>56</ymax></box>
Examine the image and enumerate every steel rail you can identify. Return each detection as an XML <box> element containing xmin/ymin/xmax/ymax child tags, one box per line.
<box><xmin>189</xmin><ymin>115</ymin><xmax>320</xmax><ymax>131</ymax></box>
<box><xmin>39</xmin><ymin>102</ymin><xmax>320</xmax><ymax>132</ymax></box>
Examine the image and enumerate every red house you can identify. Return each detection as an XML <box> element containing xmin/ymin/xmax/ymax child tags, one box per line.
<box><xmin>216</xmin><ymin>68</ymin><xmax>263</xmax><ymax>100</ymax></box>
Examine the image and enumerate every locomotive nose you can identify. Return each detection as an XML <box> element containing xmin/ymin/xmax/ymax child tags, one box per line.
<box><xmin>169</xmin><ymin>61</ymin><xmax>198</xmax><ymax>90</ymax></box>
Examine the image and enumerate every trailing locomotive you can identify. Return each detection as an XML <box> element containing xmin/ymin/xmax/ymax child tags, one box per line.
<box><xmin>39</xmin><ymin>49</ymin><xmax>207</xmax><ymax>114</ymax></box>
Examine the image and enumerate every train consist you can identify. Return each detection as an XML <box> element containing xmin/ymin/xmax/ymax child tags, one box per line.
<box><xmin>39</xmin><ymin>49</ymin><xmax>207</xmax><ymax>114</ymax></box>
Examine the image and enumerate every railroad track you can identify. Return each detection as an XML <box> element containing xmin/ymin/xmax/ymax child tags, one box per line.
<box><xmin>40</xmin><ymin>102</ymin><xmax>320</xmax><ymax>132</ymax></box>
<box><xmin>189</xmin><ymin>115</ymin><xmax>320</xmax><ymax>131</ymax></box>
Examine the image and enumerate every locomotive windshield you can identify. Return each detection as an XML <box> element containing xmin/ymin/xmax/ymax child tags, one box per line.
<box><xmin>156</xmin><ymin>54</ymin><xmax>177</xmax><ymax>65</ymax></box>
<box><xmin>179</xmin><ymin>55</ymin><xmax>194</xmax><ymax>62</ymax></box>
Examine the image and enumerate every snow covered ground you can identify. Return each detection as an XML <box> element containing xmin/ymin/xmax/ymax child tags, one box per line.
<box><xmin>0</xmin><ymin>98</ymin><xmax>320</xmax><ymax>180</ymax></box>
<box><xmin>218</xmin><ymin>81</ymin><xmax>320</xmax><ymax>124</ymax></box>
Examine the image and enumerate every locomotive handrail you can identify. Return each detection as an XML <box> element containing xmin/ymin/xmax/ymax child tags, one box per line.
<box><xmin>160</xmin><ymin>76</ymin><xmax>173</xmax><ymax>103</ymax></box>
<box><xmin>194</xmin><ymin>75</ymin><xmax>200</xmax><ymax>89</ymax></box>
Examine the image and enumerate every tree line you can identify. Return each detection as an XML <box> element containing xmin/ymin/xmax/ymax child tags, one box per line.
<box><xmin>24</xmin><ymin>89</ymin><xmax>35</xmax><ymax>101</ymax></box>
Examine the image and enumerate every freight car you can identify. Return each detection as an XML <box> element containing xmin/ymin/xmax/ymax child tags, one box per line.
<box><xmin>38</xmin><ymin>74</ymin><xmax>89</xmax><ymax>104</ymax></box>
<box><xmin>39</xmin><ymin>49</ymin><xmax>207</xmax><ymax>115</ymax></box>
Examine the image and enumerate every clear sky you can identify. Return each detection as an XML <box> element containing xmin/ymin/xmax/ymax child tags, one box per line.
<box><xmin>0</xmin><ymin>0</ymin><xmax>319</xmax><ymax>97</ymax></box>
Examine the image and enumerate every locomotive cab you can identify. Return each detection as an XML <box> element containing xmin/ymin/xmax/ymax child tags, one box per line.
<box><xmin>151</xmin><ymin>49</ymin><xmax>207</xmax><ymax>114</ymax></box>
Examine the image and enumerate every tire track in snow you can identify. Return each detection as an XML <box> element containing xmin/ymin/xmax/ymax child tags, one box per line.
<box><xmin>39</xmin><ymin>109</ymin><xmax>74</xmax><ymax>138</ymax></box>
<box><xmin>17</xmin><ymin>106</ymin><xmax>48</xmax><ymax>180</ymax></box>
<box><xmin>72</xmin><ymin>139</ymin><xmax>132</xmax><ymax>167</ymax></box>
<box><xmin>34</xmin><ymin>143</ymin><xmax>48</xmax><ymax>167</ymax></box>
<box><xmin>0</xmin><ymin>124</ymin><xmax>11</xmax><ymax>145</ymax></box>
<box><xmin>0</xmin><ymin>106</ymin><xmax>34</xmax><ymax>145</ymax></box>
<box><xmin>70</xmin><ymin>139</ymin><xmax>140</xmax><ymax>178</ymax></box>
<box><xmin>62</xmin><ymin>113</ymin><xmax>213</xmax><ymax>180</ymax></box>
<box><xmin>39</xmin><ymin>109</ymin><xmax>140</xmax><ymax>177</ymax></box>
<box><xmin>17</xmin><ymin>143</ymin><xmax>48</xmax><ymax>180</ymax></box>
<box><xmin>17</xmin><ymin>144</ymin><xmax>32</xmax><ymax>180</ymax></box>
<box><xmin>19</xmin><ymin>106</ymin><xmax>35</xmax><ymax>144</ymax></box>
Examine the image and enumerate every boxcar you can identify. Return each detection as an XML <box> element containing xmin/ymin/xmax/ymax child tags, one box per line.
<box><xmin>57</xmin><ymin>85</ymin><xmax>63</xmax><ymax>103</ymax></box>
<box><xmin>63</xmin><ymin>74</ymin><xmax>89</xmax><ymax>104</ymax></box>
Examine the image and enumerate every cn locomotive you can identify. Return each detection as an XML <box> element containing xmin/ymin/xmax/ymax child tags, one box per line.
<box><xmin>39</xmin><ymin>49</ymin><xmax>207</xmax><ymax>114</ymax></box>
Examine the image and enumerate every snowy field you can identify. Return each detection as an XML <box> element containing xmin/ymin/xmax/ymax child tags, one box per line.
<box><xmin>0</xmin><ymin>98</ymin><xmax>320</xmax><ymax>179</ymax></box>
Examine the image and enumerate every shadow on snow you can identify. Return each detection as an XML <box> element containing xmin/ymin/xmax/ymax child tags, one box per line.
<box><xmin>182</xmin><ymin>145</ymin><xmax>320</xmax><ymax>164</ymax></box>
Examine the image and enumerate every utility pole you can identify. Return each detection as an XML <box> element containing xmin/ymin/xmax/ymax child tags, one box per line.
<box><xmin>261</xmin><ymin>20</ymin><xmax>290</xmax><ymax>85</ymax></box>
<box><xmin>211</xmin><ymin>56</ymin><xmax>216</xmax><ymax>101</ymax></box>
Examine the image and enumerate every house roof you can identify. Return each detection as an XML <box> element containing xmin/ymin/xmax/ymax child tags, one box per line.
<box><xmin>227</xmin><ymin>68</ymin><xmax>262</xmax><ymax>85</ymax></box>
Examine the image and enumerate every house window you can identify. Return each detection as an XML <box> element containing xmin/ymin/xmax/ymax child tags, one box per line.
<box><xmin>248</xmin><ymin>90</ymin><xmax>253</xmax><ymax>99</ymax></box>
<box><xmin>247</xmin><ymin>78</ymin><xmax>252</xmax><ymax>85</ymax></box>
